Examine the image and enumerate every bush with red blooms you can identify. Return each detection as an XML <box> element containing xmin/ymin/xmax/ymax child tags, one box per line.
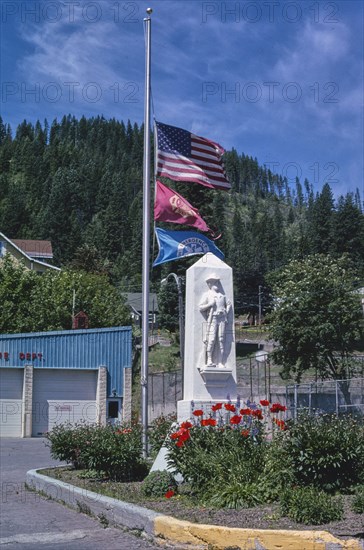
<box><xmin>165</xmin><ymin>399</ymin><xmax>288</xmax><ymax>499</ymax></box>
<box><xmin>168</xmin><ymin>399</ymin><xmax>288</xmax><ymax>453</ymax></box>
<box><xmin>165</xmin><ymin>402</ymin><xmax>363</xmax><ymax>517</ymax></box>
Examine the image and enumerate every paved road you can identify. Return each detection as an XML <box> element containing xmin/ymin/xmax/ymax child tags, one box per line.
<box><xmin>0</xmin><ymin>438</ymin><xmax>160</xmax><ymax>549</ymax></box>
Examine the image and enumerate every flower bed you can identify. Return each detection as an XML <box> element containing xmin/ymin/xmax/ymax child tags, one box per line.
<box><xmin>45</xmin><ymin>402</ymin><xmax>364</xmax><ymax>528</ymax></box>
<box><xmin>164</xmin><ymin>400</ymin><xmax>364</xmax><ymax>525</ymax></box>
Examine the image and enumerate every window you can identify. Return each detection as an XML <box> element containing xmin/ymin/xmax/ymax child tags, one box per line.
<box><xmin>108</xmin><ymin>401</ymin><xmax>119</xmax><ymax>419</ymax></box>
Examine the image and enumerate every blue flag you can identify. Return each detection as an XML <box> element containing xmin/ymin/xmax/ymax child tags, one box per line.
<box><xmin>153</xmin><ymin>228</ymin><xmax>224</xmax><ymax>267</ymax></box>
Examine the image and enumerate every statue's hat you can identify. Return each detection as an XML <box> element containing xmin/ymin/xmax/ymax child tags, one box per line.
<box><xmin>206</xmin><ymin>273</ymin><xmax>220</xmax><ymax>282</ymax></box>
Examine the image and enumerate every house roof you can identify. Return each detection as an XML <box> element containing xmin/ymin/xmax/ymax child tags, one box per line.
<box><xmin>0</xmin><ymin>232</ymin><xmax>60</xmax><ymax>271</ymax></box>
<box><xmin>125</xmin><ymin>293</ymin><xmax>159</xmax><ymax>314</ymax></box>
<box><xmin>11</xmin><ymin>239</ymin><xmax>53</xmax><ymax>259</ymax></box>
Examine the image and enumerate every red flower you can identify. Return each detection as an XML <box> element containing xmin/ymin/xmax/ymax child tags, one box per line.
<box><xmin>116</xmin><ymin>428</ymin><xmax>131</xmax><ymax>435</ymax></box>
<box><xmin>180</xmin><ymin>432</ymin><xmax>190</xmax><ymax>442</ymax></box>
<box><xmin>171</xmin><ymin>428</ymin><xmax>189</xmax><ymax>440</ymax></box>
<box><xmin>171</xmin><ymin>427</ymin><xmax>190</xmax><ymax>447</ymax></box>
<box><xmin>224</xmin><ymin>403</ymin><xmax>236</xmax><ymax>412</ymax></box>
<box><xmin>165</xmin><ymin>490</ymin><xmax>175</xmax><ymax>498</ymax></box>
<box><xmin>201</xmin><ymin>418</ymin><xmax>217</xmax><ymax>427</ymax></box>
<box><xmin>260</xmin><ymin>399</ymin><xmax>270</xmax><ymax>406</ymax></box>
<box><xmin>274</xmin><ymin>419</ymin><xmax>287</xmax><ymax>430</ymax></box>
<box><xmin>193</xmin><ymin>409</ymin><xmax>204</xmax><ymax>417</ymax></box>
<box><xmin>270</xmin><ymin>403</ymin><xmax>287</xmax><ymax>413</ymax></box>
<box><xmin>241</xmin><ymin>429</ymin><xmax>250</xmax><ymax>437</ymax></box>
<box><xmin>252</xmin><ymin>409</ymin><xmax>263</xmax><ymax>420</ymax></box>
<box><xmin>211</xmin><ymin>403</ymin><xmax>223</xmax><ymax>411</ymax></box>
<box><xmin>240</xmin><ymin>408</ymin><xmax>252</xmax><ymax>416</ymax></box>
<box><xmin>179</xmin><ymin>428</ymin><xmax>190</xmax><ymax>440</ymax></box>
<box><xmin>230</xmin><ymin>415</ymin><xmax>242</xmax><ymax>425</ymax></box>
<box><xmin>180</xmin><ymin>421</ymin><xmax>192</xmax><ymax>429</ymax></box>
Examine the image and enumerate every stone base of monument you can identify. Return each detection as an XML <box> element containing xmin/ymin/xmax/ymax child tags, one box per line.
<box><xmin>177</xmin><ymin>397</ymin><xmax>238</xmax><ymax>423</ymax></box>
<box><xmin>198</xmin><ymin>366</ymin><xmax>233</xmax><ymax>386</ymax></box>
<box><xmin>149</xmin><ymin>427</ymin><xmax>183</xmax><ymax>483</ymax></box>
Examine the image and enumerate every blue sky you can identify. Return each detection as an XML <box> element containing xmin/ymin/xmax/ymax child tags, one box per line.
<box><xmin>1</xmin><ymin>0</ymin><xmax>363</xmax><ymax>198</ymax></box>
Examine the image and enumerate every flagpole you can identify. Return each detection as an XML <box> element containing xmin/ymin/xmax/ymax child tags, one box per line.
<box><xmin>141</xmin><ymin>7</ymin><xmax>152</xmax><ymax>458</ymax></box>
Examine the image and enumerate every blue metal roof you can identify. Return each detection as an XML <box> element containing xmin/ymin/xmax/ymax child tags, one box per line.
<box><xmin>0</xmin><ymin>327</ymin><xmax>132</xmax><ymax>398</ymax></box>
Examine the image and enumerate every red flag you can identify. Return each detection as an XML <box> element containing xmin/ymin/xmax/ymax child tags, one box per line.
<box><xmin>154</xmin><ymin>180</ymin><xmax>211</xmax><ymax>234</ymax></box>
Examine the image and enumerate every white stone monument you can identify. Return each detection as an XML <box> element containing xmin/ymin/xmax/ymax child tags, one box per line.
<box><xmin>177</xmin><ymin>253</ymin><xmax>237</xmax><ymax>422</ymax></box>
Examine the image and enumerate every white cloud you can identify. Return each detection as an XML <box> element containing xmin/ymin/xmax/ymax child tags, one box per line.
<box><xmin>272</xmin><ymin>21</ymin><xmax>350</xmax><ymax>82</ymax></box>
<box><xmin>19</xmin><ymin>20</ymin><xmax>139</xmax><ymax>83</ymax></box>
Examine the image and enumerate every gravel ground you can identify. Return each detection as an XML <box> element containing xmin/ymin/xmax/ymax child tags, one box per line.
<box><xmin>44</xmin><ymin>468</ymin><xmax>364</xmax><ymax>543</ymax></box>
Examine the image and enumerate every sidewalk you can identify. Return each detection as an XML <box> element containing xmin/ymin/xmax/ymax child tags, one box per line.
<box><xmin>26</xmin><ymin>468</ymin><xmax>364</xmax><ymax>550</ymax></box>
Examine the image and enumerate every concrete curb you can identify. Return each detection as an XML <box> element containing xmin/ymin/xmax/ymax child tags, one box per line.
<box><xmin>26</xmin><ymin>469</ymin><xmax>364</xmax><ymax>550</ymax></box>
<box><xmin>26</xmin><ymin>469</ymin><xmax>159</xmax><ymax>538</ymax></box>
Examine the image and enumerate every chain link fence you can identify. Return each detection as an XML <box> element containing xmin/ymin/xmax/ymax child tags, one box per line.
<box><xmin>148</xmin><ymin>370</ymin><xmax>182</xmax><ymax>420</ymax></box>
<box><xmin>147</xmin><ymin>356</ymin><xmax>364</xmax><ymax>421</ymax></box>
<box><xmin>285</xmin><ymin>377</ymin><xmax>364</xmax><ymax>419</ymax></box>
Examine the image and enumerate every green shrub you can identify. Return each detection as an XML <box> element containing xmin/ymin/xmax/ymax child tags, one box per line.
<box><xmin>352</xmin><ymin>485</ymin><xmax>364</xmax><ymax>514</ymax></box>
<box><xmin>258</xmin><ymin>431</ymin><xmax>296</xmax><ymax>502</ymax></box>
<box><xmin>204</xmin><ymin>482</ymin><xmax>263</xmax><ymax>509</ymax></box>
<box><xmin>280</xmin><ymin>486</ymin><xmax>343</xmax><ymax>525</ymax></box>
<box><xmin>148</xmin><ymin>413</ymin><xmax>177</xmax><ymax>459</ymax></box>
<box><xmin>80</xmin><ymin>423</ymin><xmax>148</xmax><ymax>481</ymax></box>
<box><xmin>46</xmin><ymin>422</ymin><xmax>148</xmax><ymax>481</ymax></box>
<box><xmin>45</xmin><ymin>422</ymin><xmax>95</xmax><ymax>468</ymax></box>
<box><xmin>141</xmin><ymin>470</ymin><xmax>177</xmax><ymax>498</ymax></box>
<box><xmin>277</xmin><ymin>414</ymin><xmax>364</xmax><ymax>492</ymax></box>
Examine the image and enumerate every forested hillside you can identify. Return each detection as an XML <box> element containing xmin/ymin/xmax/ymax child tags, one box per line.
<box><xmin>1</xmin><ymin>115</ymin><xmax>363</xmax><ymax>314</ymax></box>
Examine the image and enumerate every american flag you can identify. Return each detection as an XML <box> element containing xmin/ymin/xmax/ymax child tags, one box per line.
<box><xmin>155</xmin><ymin>121</ymin><xmax>231</xmax><ymax>191</ymax></box>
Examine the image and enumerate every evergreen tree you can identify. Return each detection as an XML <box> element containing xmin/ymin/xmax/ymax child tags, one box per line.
<box><xmin>308</xmin><ymin>183</ymin><xmax>335</xmax><ymax>254</ymax></box>
<box><xmin>333</xmin><ymin>194</ymin><xmax>364</xmax><ymax>272</ymax></box>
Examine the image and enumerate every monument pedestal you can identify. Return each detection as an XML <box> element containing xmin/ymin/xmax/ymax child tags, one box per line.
<box><xmin>177</xmin><ymin>253</ymin><xmax>238</xmax><ymax>422</ymax></box>
<box><xmin>151</xmin><ymin>253</ymin><xmax>238</xmax><ymax>472</ymax></box>
<box><xmin>198</xmin><ymin>366</ymin><xmax>233</xmax><ymax>386</ymax></box>
<box><xmin>178</xmin><ymin>398</ymin><xmax>239</xmax><ymax>423</ymax></box>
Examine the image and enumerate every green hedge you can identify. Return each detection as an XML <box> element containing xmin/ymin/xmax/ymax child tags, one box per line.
<box><xmin>45</xmin><ymin>422</ymin><xmax>148</xmax><ymax>481</ymax></box>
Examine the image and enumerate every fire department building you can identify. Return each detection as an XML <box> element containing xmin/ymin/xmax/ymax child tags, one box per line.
<box><xmin>0</xmin><ymin>327</ymin><xmax>132</xmax><ymax>437</ymax></box>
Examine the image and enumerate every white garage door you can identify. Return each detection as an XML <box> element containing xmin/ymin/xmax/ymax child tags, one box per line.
<box><xmin>32</xmin><ymin>369</ymin><xmax>98</xmax><ymax>437</ymax></box>
<box><xmin>0</xmin><ymin>369</ymin><xmax>23</xmax><ymax>437</ymax></box>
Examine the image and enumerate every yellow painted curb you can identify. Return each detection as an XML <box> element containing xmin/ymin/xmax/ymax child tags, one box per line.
<box><xmin>154</xmin><ymin>515</ymin><xmax>363</xmax><ymax>549</ymax></box>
